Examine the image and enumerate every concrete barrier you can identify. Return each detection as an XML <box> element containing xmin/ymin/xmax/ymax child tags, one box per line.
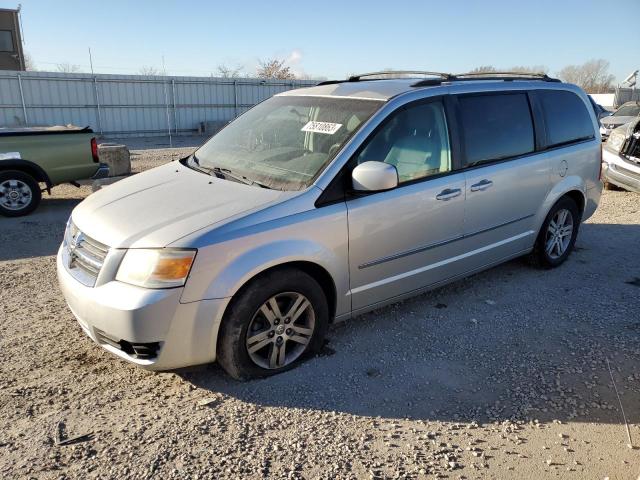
<box><xmin>98</xmin><ymin>143</ymin><xmax>131</xmax><ymax>177</ymax></box>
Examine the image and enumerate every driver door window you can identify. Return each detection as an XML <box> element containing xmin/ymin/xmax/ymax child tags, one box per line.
<box><xmin>355</xmin><ymin>101</ymin><xmax>451</xmax><ymax>183</ymax></box>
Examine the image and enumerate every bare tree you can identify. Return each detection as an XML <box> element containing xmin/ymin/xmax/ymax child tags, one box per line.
<box><xmin>468</xmin><ymin>65</ymin><xmax>497</xmax><ymax>74</ymax></box>
<box><xmin>297</xmin><ymin>73</ymin><xmax>327</xmax><ymax>81</ymax></box>
<box><xmin>24</xmin><ymin>52</ymin><xmax>36</xmax><ymax>71</ymax></box>
<box><xmin>509</xmin><ymin>65</ymin><xmax>549</xmax><ymax>74</ymax></box>
<box><xmin>467</xmin><ymin>65</ymin><xmax>549</xmax><ymax>74</ymax></box>
<box><xmin>257</xmin><ymin>58</ymin><xmax>295</xmax><ymax>79</ymax></box>
<box><xmin>56</xmin><ymin>62</ymin><xmax>80</xmax><ymax>73</ymax></box>
<box><xmin>138</xmin><ymin>66</ymin><xmax>160</xmax><ymax>76</ymax></box>
<box><xmin>216</xmin><ymin>64</ymin><xmax>243</xmax><ymax>78</ymax></box>
<box><xmin>558</xmin><ymin>59</ymin><xmax>615</xmax><ymax>93</ymax></box>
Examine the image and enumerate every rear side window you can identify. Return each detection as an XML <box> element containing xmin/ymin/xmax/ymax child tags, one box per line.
<box><xmin>538</xmin><ymin>90</ymin><xmax>594</xmax><ymax>147</ymax></box>
<box><xmin>458</xmin><ymin>93</ymin><xmax>534</xmax><ymax>166</ymax></box>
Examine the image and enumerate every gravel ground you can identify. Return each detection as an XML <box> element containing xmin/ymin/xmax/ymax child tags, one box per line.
<box><xmin>1</xmin><ymin>142</ymin><xmax>640</xmax><ymax>479</ymax></box>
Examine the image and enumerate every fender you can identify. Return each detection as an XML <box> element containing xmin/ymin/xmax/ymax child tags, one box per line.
<box><xmin>0</xmin><ymin>158</ymin><xmax>53</xmax><ymax>193</ymax></box>
<box><xmin>181</xmin><ymin>238</ymin><xmax>348</xmax><ymax>315</ymax></box>
<box><xmin>535</xmin><ymin>174</ymin><xmax>586</xmax><ymax>233</ymax></box>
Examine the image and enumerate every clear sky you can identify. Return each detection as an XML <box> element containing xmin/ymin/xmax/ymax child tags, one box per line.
<box><xmin>5</xmin><ymin>0</ymin><xmax>639</xmax><ymax>81</ymax></box>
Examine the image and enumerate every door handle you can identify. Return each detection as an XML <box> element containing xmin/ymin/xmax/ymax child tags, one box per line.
<box><xmin>470</xmin><ymin>179</ymin><xmax>493</xmax><ymax>192</ymax></box>
<box><xmin>435</xmin><ymin>188</ymin><xmax>462</xmax><ymax>201</ymax></box>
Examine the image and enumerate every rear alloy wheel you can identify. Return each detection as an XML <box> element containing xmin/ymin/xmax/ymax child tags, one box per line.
<box><xmin>530</xmin><ymin>196</ymin><xmax>579</xmax><ymax>268</ymax></box>
<box><xmin>217</xmin><ymin>268</ymin><xmax>328</xmax><ymax>380</ymax></box>
<box><xmin>0</xmin><ymin>170</ymin><xmax>41</xmax><ymax>217</ymax></box>
<box><xmin>545</xmin><ymin>208</ymin><xmax>574</xmax><ymax>260</ymax></box>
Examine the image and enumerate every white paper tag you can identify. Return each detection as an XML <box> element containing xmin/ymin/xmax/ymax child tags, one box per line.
<box><xmin>0</xmin><ymin>152</ymin><xmax>21</xmax><ymax>160</ymax></box>
<box><xmin>301</xmin><ymin>121</ymin><xmax>342</xmax><ymax>135</ymax></box>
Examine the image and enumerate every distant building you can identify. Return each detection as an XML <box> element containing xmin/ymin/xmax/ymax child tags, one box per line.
<box><xmin>0</xmin><ymin>7</ymin><xmax>25</xmax><ymax>71</ymax></box>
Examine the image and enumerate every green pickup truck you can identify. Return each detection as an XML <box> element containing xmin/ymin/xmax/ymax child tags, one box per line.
<box><xmin>0</xmin><ymin>126</ymin><xmax>108</xmax><ymax>217</ymax></box>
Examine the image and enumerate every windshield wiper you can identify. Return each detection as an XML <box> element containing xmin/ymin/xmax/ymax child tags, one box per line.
<box><xmin>189</xmin><ymin>156</ymin><xmax>272</xmax><ymax>189</ymax></box>
<box><xmin>211</xmin><ymin>167</ymin><xmax>272</xmax><ymax>189</ymax></box>
<box><xmin>187</xmin><ymin>154</ymin><xmax>212</xmax><ymax>175</ymax></box>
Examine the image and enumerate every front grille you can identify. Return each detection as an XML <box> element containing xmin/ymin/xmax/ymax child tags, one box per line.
<box><xmin>64</xmin><ymin>222</ymin><xmax>109</xmax><ymax>286</ymax></box>
<box><xmin>94</xmin><ymin>329</ymin><xmax>161</xmax><ymax>360</ymax></box>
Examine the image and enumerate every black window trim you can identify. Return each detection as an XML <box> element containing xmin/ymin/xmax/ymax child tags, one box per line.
<box><xmin>451</xmin><ymin>90</ymin><xmax>540</xmax><ymax>171</ymax></box>
<box><xmin>316</xmin><ymin>88</ymin><xmax>600</xmax><ymax>207</ymax></box>
<box><xmin>315</xmin><ymin>94</ymin><xmax>463</xmax><ymax>206</ymax></box>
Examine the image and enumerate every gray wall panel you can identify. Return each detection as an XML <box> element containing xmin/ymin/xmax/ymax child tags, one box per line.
<box><xmin>0</xmin><ymin>71</ymin><xmax>316</xmax><ymax>135</ymax></box>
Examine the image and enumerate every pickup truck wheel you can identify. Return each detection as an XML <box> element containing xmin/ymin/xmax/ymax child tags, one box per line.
<box><xmin>529</xmin><ymin>197</ymin><xmax>579</xmax><ymax>269</ymax></box>
<box><xmin>0</xmin><ymin>170</ymin><xmax>41</xmax><ymax>217</ymax></box>
<box><xmin>217</xmin><ymin>268</ymin><xmax>329</xmax><ymax>380</ymax></box>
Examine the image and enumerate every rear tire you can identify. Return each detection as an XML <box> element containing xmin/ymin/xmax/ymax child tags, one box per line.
<box><xmin>0</xmin><ymin>170</ymin><xmax>41</xmax><ymax>217</ymax></box>
<box><xmin>529</xmin><ymin>196</ymin><xmax>580</xmax><ymax>269</ymax></box>
<box><xmin>217</xmin><ymin>268</ymin><xmax>329</xmax><ymax>380</ymax></box>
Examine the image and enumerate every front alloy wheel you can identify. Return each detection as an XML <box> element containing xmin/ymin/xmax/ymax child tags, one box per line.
<box><xmin>217</xmin><ymin>268</ymin><xmax>329</xmax><ymax>380</ymax></box>
<box><xmin>246</xmin><ymin>292</ymin><xmax>315</xmax><ymax>369</ymax></box>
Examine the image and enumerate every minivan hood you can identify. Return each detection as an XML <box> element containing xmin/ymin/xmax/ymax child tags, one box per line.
<box><xmin>72</xmin><ymin>161</ymin><xmax>292</xmax><ymax>248</ymax></box>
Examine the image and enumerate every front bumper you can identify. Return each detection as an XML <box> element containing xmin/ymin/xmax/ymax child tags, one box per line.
<box><xmin>602</xmin><ymin>148</ymin><xmax>640</xmax><ymax>193</ymax></box>
<box><xmin>57</xmin><ymin>245</ymin><xmax>230</xmax><ymax>370</ymax></box>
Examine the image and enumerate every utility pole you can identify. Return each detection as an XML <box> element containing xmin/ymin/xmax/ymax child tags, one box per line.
<box><xmin>88</xmin><ymin>47</ymin><xmax>94</xmax><ymax>74</ymax></box>
<box><xmin>162</xmin><ymin>56</ymin><xmax>173</xmax><ymax>148</ymax></box>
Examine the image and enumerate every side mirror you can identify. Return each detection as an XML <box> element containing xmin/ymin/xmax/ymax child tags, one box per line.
<box><xmin>352</xmin><ymin>161</ymin><xmax>398</xmax><ymax>192</ymax></box>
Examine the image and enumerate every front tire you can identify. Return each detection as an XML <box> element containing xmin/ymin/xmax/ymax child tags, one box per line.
<box><xmin>0</xmin><ymin>170</ymin><xmax>41</xmax><ymax>217</ymax></box>
<box><xmin>530</xmin><ymin>197</ymin><xmax>580</xmax><ymax>268</ymax></box>
<box><xmin>217</xmin><ymin>268</ymin><xmax>329</xmax><ymax>380</ymax></box>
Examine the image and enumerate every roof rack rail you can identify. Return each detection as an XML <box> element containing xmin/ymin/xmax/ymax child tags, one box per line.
<box><xmin>347</xmin><ymin>70</ymin><xmax>454</xmax><ymax>82</ymax></box>
<box><xmin>316</xmin><ymin>70</ymin><xmax>454</xmax><ymax>86</ymax></box>
<box><xmin>316</xmin><ymin>70</ymin><xmax>562</xmax><ymax>87</ymax></box>
<box><xmin>411</xmin><ymin>71</ymin><xmax>561</xmax><ymax>87</ymax></box>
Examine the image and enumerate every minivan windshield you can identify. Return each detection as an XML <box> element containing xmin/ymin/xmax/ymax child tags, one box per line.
<box><xmin>614</xmin><ymin>104</ymin><xmax>640</xmax><ymax>117</ymax></box>
<box><xmin>191</xmin><ymin>95</ymin><xmax>382</xmax><ymax>190</ymax></box>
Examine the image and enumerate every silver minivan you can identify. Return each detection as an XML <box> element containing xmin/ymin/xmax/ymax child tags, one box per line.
<box><xmin>57</xmin><ymin>71</ymin><xmax>603</xmax><ymax>379</ymax></box>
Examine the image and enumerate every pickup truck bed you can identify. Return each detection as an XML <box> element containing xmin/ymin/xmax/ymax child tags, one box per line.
<box><xmin>0</xmin><ymin>126</ymin><xmax>108</xmax><ymax>216</ymax></box>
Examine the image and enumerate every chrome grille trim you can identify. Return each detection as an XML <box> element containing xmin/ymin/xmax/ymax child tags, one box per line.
<box><xmin>64</xmin><ymin>221</ymin><xmax>110</xmax><ymax>287</ymax></box>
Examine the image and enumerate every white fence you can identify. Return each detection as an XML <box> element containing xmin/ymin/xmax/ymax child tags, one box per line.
<box><xmin>614</xmin><ymin>87</ymin><xmax>640</xmax><ymax>108</ymax></box>
<box><xmin>589</xmin><ymin>93</ymin><xmax>615</xmax><ymax>109</ymax></box>
<box><xmin>0</xmin><ymin>71</ymin><xmax>317</xmax><ymax>136</ymax></box>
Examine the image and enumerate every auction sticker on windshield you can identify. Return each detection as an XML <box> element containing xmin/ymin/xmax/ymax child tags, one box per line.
<box><xmin>301</xmin><ymin>121</ymin><xmax>342</xmax><ymax>135</ymax></box>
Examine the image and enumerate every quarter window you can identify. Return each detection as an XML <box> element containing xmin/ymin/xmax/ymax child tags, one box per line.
<box><xmin>0</xmin><ymin>30</ymin><xmax>14</xmax><ymax>52</ymax></box>
<box><xmin>538</xmin><ymin>90</ymin><xmax>595</xmax><ymax>147</ymax></box>
<box><xmin>458</xmin><ymin>93</ymin><xmax>535</xmax><ymax>166</ymax></box>
<box><xmin>355</xmin><ymin>101</ymin><xmax>451</xmax><ymax>183</ymax></box>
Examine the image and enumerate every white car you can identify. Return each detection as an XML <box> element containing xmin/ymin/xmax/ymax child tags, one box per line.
<box><xmin>600</xmin><ymin>101</ymin><xmax>640</xmax><ymax>139</ymax></box>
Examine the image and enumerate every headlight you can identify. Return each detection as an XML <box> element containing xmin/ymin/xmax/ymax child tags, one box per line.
<box><xmin>607</xmin><ymin>131</ymin><xmax>626</xmax><ymax>152</ymax></box>
<box><xmin>116</xmin><ymin>249</ymin><xmax>197</xmax><ymax>288</ymax></box>
<box><xmin>606</xmin><ymin>123</ymin><xmax>633</xmax><ymax>153</ymax></box>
